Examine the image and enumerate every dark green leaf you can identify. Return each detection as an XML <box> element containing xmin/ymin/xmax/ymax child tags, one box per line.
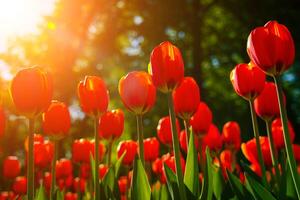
<box><xmin>199</xmin><ymin>148</ymin><xmax>213</xmax><ymax>200</ymax></box>
<box><xmin>114</xmin><ymin>150</ymin><xmax>126</xmax><ymax>178</ymax></box>
<box><xmin>164</xmin><ymin>164</ymin><xmax>180</xmax><ymax>200</ymax></box>
<box><xmin>227</xmin><ymin>170</ymin><xmax>254</xmax><ymax>200</ymax></box>
<box><xmin>212</xmin><ymin>165</ymin><xmax>225</xmax><ymax>200</ymax></box>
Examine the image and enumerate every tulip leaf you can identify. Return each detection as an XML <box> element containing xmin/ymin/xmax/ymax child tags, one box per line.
<box><xmin>90</xmin><ymin>152</ymin><xmax>96</xmax><ymax>185</ymax></box>
<box><xmin>35</xmin><ymin>185</ymin><xmax>46</xmax><ymax>200</ymax></box>
<box><xmin>184</xmin><ymin>132</ymin><xmax>199</xmax><ymax>196</ymax></box>
<box><xmin>160</xmin><ymin>184</ymin><xmax>171</xmax><ymax>200</ymax></box>
<box><xmin>245</xmin><ymin>173</ymin><xmax>277</xmax><ymax>200</ymax></box>
<box><xmin>114</xmin><ymin>150</ymin><xmax>126</xmax><ymax>178</ymax></box>
<box><xmin>212</xmin><ymin>165</ymin><xmax>225</xmax><ymax>200</ymax></box>
<box><xmin>240</xmin><ymin>161</ymin><xmax>261</xmax><ymax>182</ymax></box>
<box><xmin>199</xmin><ymin>148</ymin><xmax>213</xmax><ymax>200</ymax></box>
<box><xmin>227</xmin><ymin>170</ymin><xmax>254</xmax><ymax>200</ymax></box>
<box><xmin>103</xmin><ymin>167</ymin><xmax>115</xmax><ymax>194</ymax></box>
<box><xmin>131</xmin><ymin>156</ymin><xmax>151</xmax><ymax>200</ymax></box>
<box><xmin>56</xmin><ymin>190</ymin><xmax>64</xmax><ymax>200</ymax></box>
<box><xmin>286</xmin><ymin>163</ymin><xmax>297</xmax><ymax>199</ymax></box>
<box><xmin>164</xmin><ymin>163</ymin><xmax>180</xmax><ymax>200</ymax></box>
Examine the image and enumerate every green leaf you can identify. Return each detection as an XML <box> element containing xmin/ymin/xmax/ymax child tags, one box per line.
<box><xmin>227</xmin><ymin>170</ymin><xmax>254</xmax><ymax>200</ymax></box>
<box><xmin>164</xmin><ymin>164</ymin><xmax>180</xmax><ymax>200</ymax></box>
<box><xmin>90</xmin><ymin>152</ymin><xmax>96</xmax><ymax>185</ymax></box>
<box><xmin>184</xmin><ymin>133</ymin><xmax>199</xmax><ymax>196</ymax></box>
<box><xmin>103</xmin><ymin>167</ymin><xmax>115</xmax><ymax>194</ymax></box>
<box><xmin>115</xmin><ymin>150</ymin><xmax>126</xmax><ymax>178</ymax></box>
<box><xmin>245</xmin><ymin>174</ymin><xmax>277</xmax><ymax>200</ymax></box>
<box><xmin>131</xmin><ymin>156</ymin><xmax>151</xmax><ymax>200</ymax></box>
<box><xmin>160</xmin><ymin>184</ymin><xmax>171</xmax><ymax>200</ymax></box>
<box><xmin>56</xmin><ymin>190</ymin><xmax>64</xmax><ymax>200</ymax></box>
<box><xmin>212</xmin><ymin>165</ymin><xmax>225</xmax><ymax>200</ymax></box>
<box><xmin>199</xmin><ymin>148</ymin><xmax>213</xmax><ymax>200</ymax></box>
<box><xmin>35</xmin><ymin>185</ymin><xmax>46</xmax><ymax>200</ymax></box>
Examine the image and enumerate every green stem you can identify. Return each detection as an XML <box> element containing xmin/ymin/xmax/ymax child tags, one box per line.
<box><xmin>265</xmin><ymin>120</ymin><xmax>280</xmax><ymax>189</ymax></box>
<box><xmin>94</xmin><ymin>115</ymin><xmax>100</xmax><ymax>200</ymax></box>
<box><xmin>184</xmin><ymin>119</ymin><xmax>190</xmax><ymax>151</ymax></box>
<box><xmin>249</xmin><ymin>100</ymin><xmax>268</xmax><ymax>188</ymax></box>
<box><xmin>27</xmin><ymin>118</ymin><xmax>35</xmax><ymax>200</ymax></box>
<box><xmin>50</xmin><ymin>140</ymin><xmax>58</xmax><ymax>200</ymax></box>
<box><xmin>136</xmin><ymin>115</ymin><xmax>145</xmax><ymax>166</ymax></box>
<box><xmin>273</xmin><ymin>75</ymin><xmax>300</xmax><ymax>198</ymax></box>
<box><xmin>167</xmin><ymin>92</ymin><xmax>187</xmax><ymax>200</ymax></box>
<box><xmin>107</xmin><ymin>138</ymin><xmax>113</xmax><ymax>166</ymax></box>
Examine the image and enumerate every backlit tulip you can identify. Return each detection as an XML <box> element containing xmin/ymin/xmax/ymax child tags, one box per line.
<box><xmin>56</xmin><ymin>159</ymin><xmax>73</xmax><ymax>179</ymax></box>
<box><xmin>157</xmin><ymin>116</ymin><xmax>180</xmax><ymax>146</ymax></box>
<box><xmin>24</xmin><ymin>134</ymin><xmax>44</xmax><ymax>151</ymax></box>
<box><xmin>230</xmin><ymin>63</ymin><xmax>265</xmax><ymax>100</ymax></box>
<box><xmin>202</xmin><ymin>124</ymin><xmax>223</xmax><ymax>151</ymax></box>
<box><xmin>152</xmin><ymin>158</ymin><xmax>163</xmax><ymax>175</ymax></box>
<box><xmin>78</xmin><ymin>76</ymin><xmax>109</xmax><ymax>116</ymax></box>
<box><xmin>254</xmin><ymin>82</ymin><xmax>283</xmax><ymax>121</ymax></box>
<box><xmin>144</xmin><ymin>137</ymin><xmax>160</xmax><ymax>162</ymax></box>
<box><xmin>119</xmin><ymin>71</ymin><xmax>156</xmax><ymax>115</ymax></box>
<box><xmin>241</xmin><ymin>137</ymin><xmax>272</xmax><ymax>167</ymax></box>
<box><xmin>12</xmin><ymin>176</ymin><xmax>27</xmax><ymax>195</ymax></box>
<box><xmin>247</xmin><ymin>21</ymin><xmax>295</xmax><ymax>75</ymax></box>
<box><xmin>99</xmin><ymin>109</ymin><xmax>124</xmax><ymax>139</ymax></box>
<box><xmin>272</xmin><ymin>118</ymin><xmax>295</xmax><ymax>149</ymax></box>
<box><xmin>222</xmin><ymin>121</ymin><xmax>241</xmax><ymax>150</ymax></box>
<box><xmin>3</xmin><ymin>156</ymin><xmax>21</xmax><ymax>179</ymax></box>
<box><xmin>0</xmin><ymin>107</ymin><xmax>5</xmax><ymax>138</ymax></box>
<box><xmin>190</xmin><ymin>102</ymin><xmax>212</xmax><ymax>136</ymax></box>
<box><xmin>10</xmin><ymin>67</ymin><xmax>53</xmax><ymax>118</ymax></box>
<box><xmin>118</xmin><ymin>176</ymin><xmax>128</xmax><ymax>194</ymax></box>
<box><xmin>149</xmin><ymin>41</ymin><xmax>184</xmax><ymax>93</ymax></box>
<box><xmin>162</xmin><ymin>153</ymin><xmax>186</xmax><ymax>178</ymax></box>
<box><xmin>99</xmin><ymin>164</ymin><xmax>108</xmax><ymax>179</ymax></box>
<box><xmin>73</xmin><ymin>177</ymin><xmax>86</xmax><ymax>193</ymax></box>
<box><xmin>179</xmin><ymin>130</ymin><xmax>199</xmax><ymax>153</ymax></box>
<box><xmin>33</xmin><ymin>140</ymin><xmax>54</xmax><ymax>169</ymax></box>
<box><xmin>42</xmin><ymin>100</ymin><xmax>71</xmax><ymax>140</ymax></box>
<box><xmin>72</xmin><ymin>139</ymin><xmax>105</xmax><ymax>163</ymax></box>
<box><xmin>173</xmin><ymin>77</ymin><xmax>200</xmax><ymax>120</ymax></box>
<box><xmin>117</xmin><ymin>140</ymin><xmax>138</xmax><ymax>165</ymax></box>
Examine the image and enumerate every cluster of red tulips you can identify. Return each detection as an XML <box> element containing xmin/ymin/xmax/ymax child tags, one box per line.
<box><xmin>0</xmin><ymin>20</ymin><xmax>299</xmax><ymax>200</ymax></box>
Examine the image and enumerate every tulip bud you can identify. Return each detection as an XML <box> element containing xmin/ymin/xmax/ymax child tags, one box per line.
<box><xmin>99</xmin><ymin>164</ymin><xmax>108</xmax><ymax>179</ymax></box>
<box><xmin>33</xmin><ymin>140</ymin><xmax>54</xmax><ymax>169</ymax></box>
<box><xmin>72</xmin><ymin>139</ymin><xmax>105</xmax><ymax>163</ymax></box>
<box><xmin>73</xmin><ymin>177</ymin><xmax>86</xmax><ymax>193</ymax></box>
<box><xmin>118</xmin><ymin>176</ymin><xmax>128</xmax><ymax>194</ymax></box>
<box><xmin>190</xmin><ymin>102</ymin><xmax>212</xmax><ymax>136</ymax></box>
<box><xmin>64</xmin><ymin>192</ymin><xmax>78</xmax><ymax>200</ymax></box>
<box><xmin>157</xmin><ymin>116</ymin><xmax>180</xmax><ymax>146</ymax></box>
<box><xmin>99</xmin><ymin>109</ymin><xmax>124</xmax><ymax>139</ymax></box>
<box><xmin>117</xmin><ymin>140</ymin><xmax>138</xmax><ymax>165</ymax></box>
<box><xmin>202</xmin><ymin>124</ymin><xmax>223</xmax><ymax>151</ymax></box>
<box><xmin>222</xmin><ymin>121</ymin><xmax>241</xmax><ymax>150</ymax></box>
<box><xmin>12</xmin><ymin>176</ymin><xmax>27</xmax><ymax>195</ymax></box>
<box><xmin>143</xmin><ymin>137</ymin><xmax>160</xmax><ymax>162</ymax></box>
<box><xmin>3</xmin><ymin>156</ymin><xmax>21</xmax><ymax>179</ymax></box>
<box><xmin>56</xmin><ymin>158</ymin><xmax>73</xmax><ymax>179</ymax></box>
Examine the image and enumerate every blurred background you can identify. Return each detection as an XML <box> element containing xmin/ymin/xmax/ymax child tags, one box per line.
<box><xmin>0</xmin><ymin>0</ymin><xmax>299</xmax><ymax>173</ymax></box>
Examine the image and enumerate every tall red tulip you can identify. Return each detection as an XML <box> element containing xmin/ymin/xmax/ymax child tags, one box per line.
<box><xmin>272</xmin><ymin>118</ymin><xmax>295</xmax><ymax>149</ymax></box>
<box><xmin>78</xmin><ymin>76</ymin><xmax>109</xmax><ymax>116</ymax></box>
<box><xmin>12</xmin><ymin>176</ymin><xmax>27</xmax><ymax>195</ymax></box>
<box><xmin>0</xmin><ymin>107</ymin><xmax>5</xmax><ymax>138</ymax></box>
<box><xmin>3</xmin><ymin>156</ymin><xmax>21</xmax><ymax>179</ymax></box>
<box><xmin>119</xmin><ymin>71</ymin><xmax>156</xmax><ymax>115</ymax></box>
<box><xmin>99</xmin><ymin>109</ymin><xmax>124</xmax><ymax>139</ymax></box>
<box><xmin>117</xmin><ymin>140</ymin><xmax>138</xmax><ymax>165</ymax></box>
<box><xmin>42</xmin><ymin>100</ymin><xmax>71</xmax><ymax>139</ymax></box>
<box><xmin>56</xmin><ymin>159</ymin><xmax>73</xmax><ymax>179</ymax></box>
<box><xmin>202</xmin><ymin>124</ymin><xmax>223</xmax><ymax>151</ymax></box>
<box><xmin>118</xmin><ymin>176</ymin><xmax>128</xmax><ymax>194</ymax></box>
<box><xmin>230</xmin><ymin>63</ymin><xmax>265</xmax><ymax>100</ymax></box>
<box><xmin>149</xmin><ymin>41</ymin><xmax>184</xmax><ymax>93</ymax></box>
<box><xmin>157</xmin><ymin>116</ymin><xmax>180</xmax><ymax>146</ymax></box>
<box><xmin>247</xmin><ymin>21</ymin><xmax>295</xmax><ymax>76</ymax></box>
<box><xmin>143</xmin><ymin>137</ymin><xmax>160</xmax><ymax>162</ymax></box>
<box><xmin>33</xmin><ymin>140</ymin><xmax>54</xmax><ymax>169</ymax></box>
<box><xmin>254</xmin><ymin>82</ymin><xmax>283</xmax><ymax>121</ymax></box>
<box><xmin>172</xmin><ymin>77</ymin><xmax>200</xmax><ymax>120</ymax></box>
<box><xmin>222</xmin><ymin>121</ymin><xmax>241</xmax><ymax>150</ymax></box>
<box><xmin>190</xmin><ymin>102</ymin><xmax>212</xmax><ymax>136</ymax></box>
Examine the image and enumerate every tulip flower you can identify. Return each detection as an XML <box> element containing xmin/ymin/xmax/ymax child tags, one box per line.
<box><xmin>10</xmin><ymin>67</ymin><xmax>53</xmax><ymax>200</ymax></box>
<box><xmin>64</xmin><ymin>192</ymin><xmax>78</xmax><ymax>200</ymax></box>
<box><xmin>33</xmin><ymin>140</ymin><xmax>54</xmax><ymax>169</ymax></box>
<box><xmin>272</xmin><ymin>118</ymin><xmax>295</xmax><ymax>149</ymax></box>
<box><xmin>143</xmin><ymin>137</ymin><xmax>160</xmax><ymax>162</ymax></box>
<box><xmin>222</xmin><ymin>121</ymin><xmax>241</xmax><ymax>150</ymax></box>
<box><xmin>179</xmin><ymin>130</ymin><xmax>199</xmax><ymax>153</ymax></box>
<box><xmin>157</xmin><ymin>116</ymin><xmax>180</xmax><ymax>146</ymax></box>
<box><xmin>162</xmin><ymin>153</ymin><xmax>186</xmax><ymax>182</ymax></box>
<box><xmin>117</xmin><ymin>140</ymin><xmax>138</xmax><ymax>165</ymax></box>
<box><xmin>12</xmin><ymin>176</ymin><xmax>27</xmax><ymax>195</ymax></box>
<box><xmin>24</xmin><ymin>134</ymin><xmax>44</xmax><ymax>151</ymax></box>
<box><xmin>56</xmin><ymin>159</ymin><xmax>73</xmax><ymax>179</ymax></box>
<box><xmin>0</xmin><ymin>107</ymin><xmax>5</xmax><ymax>138</ymax></box>
<box><xmin>73</xmin><ymin>177</ymin><xmax>86</xmax><ymax>193</ymax></box>
<box><xmin>219</xmin><ymin>150</ymin><xmax>233</xmax><ymax>179</ymax></box>
<box><xmin>3</xmin><ymin>156</ymin><xmax>21</xmax><ymax>179</ymax></box>
<box><xmin>80</xmin><ymin>163</ymin><xmax>91</xmax><ymax>179</ymax></box>
<box><xmin>72</xmin><ymin>139</ymin><xmax>105</xmax><ymax>164</ymax></box>
<box><xmin>247</xmin><ymin>21</ymin><xmax>295</xmax><ymax>76</ymax></box>
<box><xmin>190</xmin><ymin>102</ymin><xmax>212</xmax><ymax>136</ymax></box>
<box><xmin>152</xmin><ymin>158</ymin><xmax>163</xmax><ymax>175</ymax></box>
<box><xmin>230</xmin><ymin>62</ymin><xmax>265</xmax><ymax>100</ymax></box>
<box><xmin>202</xmin><ymin>124</ymin><xmax>223</xmax><ymax>152</ymax></box>
<box><xmin>118</xmin><ymin>176</ymin><xmax>128</xmax><ymax>194</ymax></box>
<box><xmin>99</xmin><ymin>164</ymin><xmax>108</xmax><ymax>179</ymax></box>
<box><xmin>43</xmin><ymin>172</ymin><xmax>52</xmax><ymax>192</ymax></box>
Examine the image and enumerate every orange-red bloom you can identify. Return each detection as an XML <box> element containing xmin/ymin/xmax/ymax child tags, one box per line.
<box><xmin>42</xmin><ymin>100</ymin><xmax>71</xmax><ymax>140</ymax></box>
<box><xmin>56</xmin><ymin>158</ymin><xmax>73</xmax><ymax>179</ymax></box>
<box><xmin>0</xmin><ymin>107</ymin><xmax>5</xmax><ymax>138</ymax></box>
<box><xmin>241</xmin><ymin>136</ymin><xmax>272</xmax><ymax>167</ymax></box>
<box><xmin>230</xmin><ymin>63</ymin><xmax>265</xmax><ymax>100</ymax></box>
<box><xmin>222</xmin><ymin>121</ymin><xmax>241</xmax><ymax>150</ymax></box>
<box><xmin>179</xmin><ymin>130</ymin><xmax>199</xmax><ymax>153</ymax></box>
<box><xmin>72</xmin><ymin>139</ymin><xmax>105</xmax><ymax>163</ymax></box>
<box><xmin>3</xmin><ymin>156</ymin><xmax>21</xmax><ymax>179</ymax></box>
<box><xmin>149</xmin><ymin>41</ymin><xmax>184</xmax><ymax>93</ymax></box>
<box><xmin>161</xmin><ymin>153</ymin><xmax>186</xmax><ymax>183</ymax></box>
<box><xmin>143</xmin><ymin>137</ymin><xmax>160</xmax><ymax>162</ymax></box>
<box><xmin>247</xmin><ymin>21</ymin><xmax>295</xmax><ymax>75</ymax></box>
<box><xmin>220</xmin><ymin>149</ymin><xmax>233</xmax><ymax>179</ymax></box>
<box><xmin>119</xmin><ymin>71</ymin><xmax>156</xmax><ymax>115</ymax></box>
<box><xmin>10</xmin><ymin>67</ymin><xmax>53</xmax><ymax>118</ymax></box>
<box><xmin>190</xmin><ymin>102</ymin><xmax>212</xmax><ymax>136</ymax></box>
<box><xmin>117</xmin><ymin>140</ymin><xmax>138</xmax><ymax>165</ymax></box>
<box><xmin>64</xmin><ymin>192</ymin><xmax>78</xmax><ymax>200</ymax></box>
<box><xmin>73</xmin><ymin>177</ymin><xmax>86</xmax><ymax>193</ymax></box>
<box><xmin>157</xmin><ymin>116</ymin><xmax>180</xmax><ymax>146</ymax></box>
<box><xmin>272</xmin><ymin>118</ymin><xmax>295</xmax><ymax>149</ymax></box>
<box><xmin>78</xmin><ymin>76</ymin><xmax>109</xmax><ymax>116</ymax></box>
<box><xmin>12</xmin><ymin>176</ymin><xmax>27</xmax><ymax>195</ymax></box>
<box><xmin>33</xmin><ymin>140</ymin><xmax>54</xmax><ymax>169</ymax></box>
<box><xmin>118</xmin><ymin>176</ymin><xmax>128</xmax><ymax>194</ymax></box>
<box><xmin>254</xmin><ymin>82</ymin><xmax>282</xmax><ymax>121</ymax></box>
<box><xmin>99</xmin><ymin>164</ymin><xmax>108</xmax><ymax>179</ymax></box>
<box><xmin>173</xmin><ymin>77</ymin><xmax>200</xmax><ymax>120</ymax></box>
<box><xmin>202</xmin><ymin>124</ymin><xmax>223</xmax><ymax>151</ymax></box>
<box><xmin>99</xmin><ymin>109</ymin><xmax>124</xmax><ymax>139</ymax></box>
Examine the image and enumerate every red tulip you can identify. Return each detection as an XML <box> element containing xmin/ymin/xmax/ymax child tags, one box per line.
<box><xmin>247</xmin><ymin>21</ymin><xmax>295</xmax><ymax>75</ymax></box>
<box><xmin>80</xmin><ymin>164</ymin><xmax>91</xmax><ymax>179</ymax></box>
<box><xmin>99</xmin><ymin>164</ymin><xmax>108</xmax><ymax>179</ymax></box>
<box><xmin>220</xmin><ymin>150</ymin><xmax>233</xmax><ymax>171</ymax></box>
<box><xmin>179</xmin><ymin>130</ymin><xmax>199</xmax><ymax>153</ymax></box>
<box><xmin>0</xmin><ymin>107</ymin><xmax>5</xmax><ymax>138</ymax></box>
<box><xmin>202</xmin><ymin>124</ymin><xmax>223</xmax><ymax>151</ymax></box>
<box><xmin>172</xmin><ymin>77</ymin><xmax>200</xmax><ymax>120</ymax></box>
<box><xmin>157</xmin><ymin>116</ymin><xmax>180</xmax><ymax>146</ymax></box>
<box><xmin>190</xmin><ymin>102</ymin><xmax>212</xmax><ymax>136</ymax></box>
<box><xmin>78</xmin><ymin>76</ymin><xmax>109</xmax><ymax>116</ymax></box>
<box><xmin>64</xmin><ymin>192</ymin><xmax>77</xmax><ymax>200</ymax></box>
<box><xmin>118</xmin><ymin>71</ymin><xmax>156</xmax><ymax>115</ymax></box>
<box><xmin>12</xmin><ymin>176</ymin><xmax>27</xmax><ymax>195</ymax></box>
<box><xmin>272</xmin><ymin>118</ymin><xmax>295</xmax><ymax>149</ymax></box>
<box><xmin>72</xmin><ymin>139</ymin><xmax>105</xmax><ymax>163</ymax></box>
<box><xmin>0</xmin><ymin>191</ymin><xmax>14</xmax><ymax>200</ymax></box>
<box><xmin>118</xmin><ymin>176</ymin><xmax>128</xmax><ymax>194</ymax></box>
<box><xmin>162</xmin><ymin>153</ymin><xmax>186</xmax><ymax>180</ymax></box>
<box><xmin>117</xmin><ymin>140</ymin><xmax>138</xmax><ymax>165</ymax></box>
<box><xmin>222</xmin><ymin>121</ymin><xmax>241</xmax><ymax>150</ymax></box>
<box><xmin>3</xmin><ymin>156</ymin><xmax>21</xmax><ymax>179</ymax></box>
<box><xmin>73</xmin><ymin>177</ymin><xmax>86</xmax><ymax>193</ymax></box>
<box><xmin>33</xmin><ymin>140</ymin><xmax>54</xmax><ymax>169</ymax></box>
<box><xmin>99</xmin><ymin>109</ymin><xmax>124</xmax><ymax>139</ymax></box>
<box><xmin>43</xmin><ymin>172</ymin><xmax>51</xmax><ymax>192</ymax></box>
<box><xmin>149</xmin><ymin>41</ymin><xmax>184</xmax><ymax>93</ymax></box>
<box><xmin>143</xmin><ymin>137</ymin><xmax>160</xmax><ymax>162</ymax></box>
<box><xmin>152</xmin><ymin>158</ymin><xmax>163</xmax><ymax>175</ymax></box>
<box><xmin>241</xmin><ymin>137</ymin><xmax>272</xmax><ymax>167</ymax></box>
<box><xmin>56</xmin><ymin>159</ymin><xmax>73</xmax><ymax>179</ymax></box>
<box><xmin>254</xmin><ymin>82</ymin><xmax>283</xmax><ymax>121</ymax></box>
<box><xmin>90</xmin><ymin>140</ymin><xmax>106</xmax><ymax>162</ymax></box>
<box><xmin>230</xmin><ymin>63</ymin><xmax>265</xmax><ymax>100</ymax></box>
<box><xmin>24</xmin><ymin>134</ymin><xmax>44</xmax><ymax>151</ymax></box>
<box><xmin>42</xmin><ymin>100</ymin><xmax>71</xmax><ymax>140</ymax></box>
<box><xmin>10</xmin><ymin>67</ymin><xmax>53</xmax><ymax>118</ymax></box>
